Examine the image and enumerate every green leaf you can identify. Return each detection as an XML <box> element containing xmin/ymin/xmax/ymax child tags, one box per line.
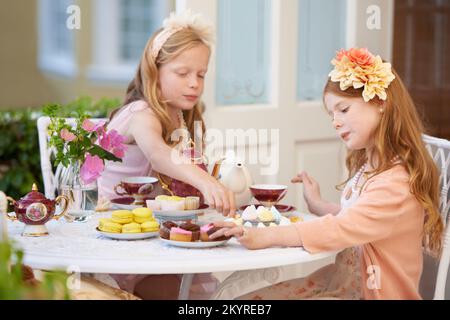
<box><xmin>88</xmin><ymin>144</ymin><xmax>122</xmax><ymax>162</ymax></box>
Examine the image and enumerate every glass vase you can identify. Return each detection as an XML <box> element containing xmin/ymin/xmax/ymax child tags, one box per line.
<box><xmin>55</xmin><ymin>161</ymin><xmax>98</xmax><ymax>222</ymax></box>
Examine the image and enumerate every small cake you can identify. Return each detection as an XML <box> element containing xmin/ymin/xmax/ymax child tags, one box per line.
<box><xmin>243</xmin><ymin>221</ymin><xmax>253</xmax><ymax>228</ymax></box>
<box><xmin>159</xmin><ymin>196</ymin><xmax>186</xmax><ymax>211</ymax></box>
<box><xmin>122</xmin><ymin>222</ymin><xmax>142</xmax><ymax>233</ymax></box>
<box><xmin>241</xmin><ymin>205</ymin><xmax>258</xmax><ymax>222</ymax></box>
<box><xmin>257</xmin><ymin>222</ymin><xmax>266</xmax><ymax>228</ymax></box>
<box><xmin>170</xmin><ymin>227</ymin><xmax>192</xmax><ymax>242</ymax></box>
<box><xmin>200</xmin><ymin>223</ymin><xmax>231</xmax><ymax>242</ymax></box>
<box><xmin>185</xmin><ymin>196</ymin><xmax>200</xmax><ymax>210</ymax></box>
<box><xmin>159</xmin><ymin>221</ymin><xmax>178</xmax><ymax>239</ymax></box>
<box><xmin>146</xmin><ymin>199</ymin><xmax>161</xmax><ymax>211</ymax></box>
<box><xmin>270</xmin><ymin>206</ymin><xmax>283</xmax><ymax>222</ymax></box>
<box><xmin>98</xmin><ymin>219</ymin><xmax>122</xmax><ymax>233</ymax></box>
<box><xmin>141</xmin><ymin>220</ymin><xmax>159</xmax><ymax>232</ymax></box>
<box><xmin>179</xmin><ymin>221</ymin><xmax>200</xmax><ymax>241</ymax></box>
<box><xmin>111</xmin><ymin>210</ymin><xmax>133</xmax><ymax>224</ymax></box>
<box><xmin>256</xmin><ymin>206</ymin><xmax>274</xmax><ymax>222</ymax></box>
<box><xmin>132</xmin><ymin>207</ymin><xmax>154</xmax><ymax>223</ymax></box>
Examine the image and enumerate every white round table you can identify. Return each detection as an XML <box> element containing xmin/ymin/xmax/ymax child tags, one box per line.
<box><xmin>7</xmin><ymin>211</ymin><xmax>339</xmax><ymax>299</ymax></box>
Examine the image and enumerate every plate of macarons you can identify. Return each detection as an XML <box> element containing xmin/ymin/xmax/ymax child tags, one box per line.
<box><xmin>96</xmin><ymin>208</ymin><xmax>160</xmax><ymax>240</ymax></box>
<box><xmin>158</xmin><ymin>221</ymin><xmax>231</xmax><ymax>248</ymax></box>
<box><xmin>146</xmin><ymin>196</ymin><xmax>211</xmax><ymax>218</ymax></box>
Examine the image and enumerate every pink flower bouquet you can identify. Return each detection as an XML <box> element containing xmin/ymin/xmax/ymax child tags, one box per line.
<box><xmin>43</xmin><ymin>105</ymin><xmax>127</xmax><ymax>185</ymax></box>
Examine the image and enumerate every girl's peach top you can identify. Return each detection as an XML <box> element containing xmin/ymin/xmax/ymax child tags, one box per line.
<box><xmin>292</xmin><ymin>164</ymin><xmax>424</xmax><ymax>299</ymax></box>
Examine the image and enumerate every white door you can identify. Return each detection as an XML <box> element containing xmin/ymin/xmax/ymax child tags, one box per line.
<box><xmin>176</xmin><ymin>0</ymin><xmax>393</xmax><ymax>211</ymax></box>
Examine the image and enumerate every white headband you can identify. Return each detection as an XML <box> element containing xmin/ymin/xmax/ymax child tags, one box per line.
<box><xmin>151</xmin><ymin>9</ymin><xmax>214</xmax><ymax>59</ymax></box>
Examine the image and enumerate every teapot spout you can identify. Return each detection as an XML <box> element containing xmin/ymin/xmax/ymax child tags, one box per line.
<box><xmin>211</xmin><ymin>157</ymin><xmax>225</xmax><ymax>180</ymax></box>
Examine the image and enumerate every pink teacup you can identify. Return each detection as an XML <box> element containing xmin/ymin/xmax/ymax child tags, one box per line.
<box><xmin>249</xmin><ymin>184</ymin><xmax>288</xmax><ymax>207</ymax></box>
<box><xmin>114</xmin><ymin>176</ymin><xmax>159</xmax><ymax>205</ymax></box>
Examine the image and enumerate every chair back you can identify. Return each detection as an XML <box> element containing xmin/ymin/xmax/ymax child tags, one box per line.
<box><xmin>423</xmin><ymin>134</ymin><xmax>450</xmax><ymax>299</ymax></box>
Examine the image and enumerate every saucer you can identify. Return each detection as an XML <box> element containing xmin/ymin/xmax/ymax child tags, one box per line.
<box><xmin>110</xmin><ymin>197</ymin><xmax>153</xmax><ymax>210</ymax></box>
<box><xmin>96</xmin><ymin>227</ymin><xmax>159</xmax><ymax>240</ymax></box>
<box><xmin>238</xmin><ymin>204</ymin><xmax>296</xmax><ymax>213</ymax></box>
<box><xmin>153</xmin><ymin>204</ymin><xmax>210</xmax><ymax>217</ymax></box>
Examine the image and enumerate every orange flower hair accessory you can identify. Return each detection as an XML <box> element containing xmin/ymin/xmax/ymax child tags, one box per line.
<box><xmin>328</xmin><ymin>48</ymin><xmax>395</xmax><ymax>102</ymax></box>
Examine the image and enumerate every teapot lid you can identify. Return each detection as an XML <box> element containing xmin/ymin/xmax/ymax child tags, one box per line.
<box><xmin>19</xmin><ymin>183</ymin><xmax>48</xmax><ymax>204</ymax></box>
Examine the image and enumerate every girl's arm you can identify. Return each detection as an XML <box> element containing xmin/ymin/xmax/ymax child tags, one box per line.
<box><xmin>129</xmin><ymin>109</ymin><xmax>235</xmax><ymax>215</ymax></box>
<box><xmin>291</xmin><ymin>172</ymin><xmax>341</xmax><ymax>216</ymax></box>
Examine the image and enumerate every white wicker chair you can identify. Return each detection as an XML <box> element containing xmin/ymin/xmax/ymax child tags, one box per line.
<box><xmin>37</xmin><ymin>116</ymin><xmax>107</xmax><ymax>199</ymax></box>
<box><xmin>423</xmin><ymin>134</ymin><xmax>450</xmax><ymax>300</ymax></box>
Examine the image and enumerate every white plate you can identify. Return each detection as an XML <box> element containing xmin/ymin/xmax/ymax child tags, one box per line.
<box><xmin>153</xmin><ymin>206</ymin><xmax>211</xmax><ymax>218</ymax></box>
<box><xmin>96</xmin><ymin>228</ymin><xmax>159</xmax><ymax>240</ymax></box>
<box><xmin>160</xmin><ymin>238</ymin><xmax>229</xmax><ymax>248</ymax></box>
<box><xmin>111</xmin><ymin>203</ymin><xmax>142</xmax><ymax>210</ymax></box>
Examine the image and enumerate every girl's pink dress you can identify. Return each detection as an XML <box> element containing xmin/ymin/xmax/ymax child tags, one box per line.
<box><xmin>98</xmin><ymin>101</ymin><xmax>153</xmax><ymax>200</ymax></box>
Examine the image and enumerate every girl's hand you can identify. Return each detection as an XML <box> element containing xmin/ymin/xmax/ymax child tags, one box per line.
<box><xmin>291</xmin><ymin>171</ymin><xmax>322</xmax><ymax>214</ymax></box>
<box><xmin>209</xmin><ymin>221</ymin><xmax>273</xmax><ymax>250</ymax></box>
<box><xmin>199</xmin><ymin>178</ymin><xmax>236</xmax><ymax>217</ymax></box>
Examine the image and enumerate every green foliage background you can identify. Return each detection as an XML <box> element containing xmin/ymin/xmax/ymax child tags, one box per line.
<box><xmin>0</xmin><ymin>97</ymin><xmax>121</xmax><ymax>199</ymax></box>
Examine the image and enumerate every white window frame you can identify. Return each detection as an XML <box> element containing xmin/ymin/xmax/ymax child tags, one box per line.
<box><xmin>87</xmin><ymin>0</ymin><xmax>173</xmax><ymax>84</ymax></box>
<box><xmin>37</xmin><ymin>0</ymin><xmax>77</xmax><ymax>78</ymax></box>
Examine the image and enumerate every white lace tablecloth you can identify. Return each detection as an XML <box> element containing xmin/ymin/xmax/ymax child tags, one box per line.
<box><xmin>7</xmin><ymin>211</ymin><xmax>337</xmax><ymax>275</ymax></box>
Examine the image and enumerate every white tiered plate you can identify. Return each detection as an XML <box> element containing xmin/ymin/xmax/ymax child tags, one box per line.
<box><xmin>160</xmin><ymin>238</ymin><xmax>229</xmax><ymax>248</ymax></box>
<box><xmin>96</xmin><ymin>228</ymin><xmax>159</xmax><ymax>240</ymax></box>
<box><xmin>153</xmin><ymin>204</ymin><xmax>211</xmax><ymax>218</ymax></box>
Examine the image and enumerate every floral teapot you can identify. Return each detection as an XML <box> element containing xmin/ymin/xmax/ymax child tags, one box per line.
<box><xmin>6</xmin><ymin>184</ymin><xmax>69</xmax><ymax>237</ymax></box>
<box><xmin>211</xmin><ymin>152</ymin><xmax>253</xmax><ymax>208</ymax></box>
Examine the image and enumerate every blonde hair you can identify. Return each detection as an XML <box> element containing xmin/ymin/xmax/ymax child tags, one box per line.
<box><xmin>111</xmin><ymin>27</ymin><xmax>208</xmax><ymax>147</ymax></box>
<box><xmin>324</xmin><ymin>67</ymin><xmax>443</xmax><ymax>256</ymax></box>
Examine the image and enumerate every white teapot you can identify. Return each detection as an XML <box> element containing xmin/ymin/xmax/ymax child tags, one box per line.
<box><xmin>211</xmin><ymin>152</ymin><xmax>253</xmax><ymax>208</ymax></box>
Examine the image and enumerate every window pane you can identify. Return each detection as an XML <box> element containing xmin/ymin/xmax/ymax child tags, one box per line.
<box><xmin>49</xmin><ymin>0</ymin><xmax>74</xmax><ymax>55</ymax></box>
<box><xmin>119</xmin><ymin>0</ymin><xmax>166</xmax><ymax>62</ymax></box>
<box><xmin>216</xmin><ymin>0</ymin><xmax>272</xmax><ymax>106</ymax></box>
<box><xmin>297</xmin><ymin>0</ymin><xmax>347</xmax><ymax>101</ymax></box>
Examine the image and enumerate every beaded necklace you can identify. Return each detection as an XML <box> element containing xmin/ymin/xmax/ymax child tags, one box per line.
<box><xmin>345</xmin><ymin>156</ymin><xmax>400</xmax><ymax>200</ymax></box>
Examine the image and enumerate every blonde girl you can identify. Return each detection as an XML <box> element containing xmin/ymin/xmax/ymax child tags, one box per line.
<box><xmin>97</xmin><ymin>10</ymin><xmax>235</xmax><ymax>299</ymax></box>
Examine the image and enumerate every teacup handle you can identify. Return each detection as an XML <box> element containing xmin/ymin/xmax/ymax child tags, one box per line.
<box><xmin>5</xmin><ymin>197</ymin><xmax>17</xmax><ymax>221</ymax></box>
<box><xmin>156</xmin><ymin>173</ymin><xmax>175</xmax><ymax>196</ymax></box>
<box><xmin>138</xmin><ymin>183</ymin><xmax>154</xmax><ymax>195</ymax></box>
<box><xmin>277</xmin><ymin>189</ymin><xmax>288</xmax><ymax>202</ymax></box>
<box><xmin>114</xmin><ymin>183</ymin><xmax>128</xmax><ymax>196</ymax></box>
<box><xmin>54</xmin><ymin>195</ymin><xmax>69</xmax><ymax>220</ymax></box>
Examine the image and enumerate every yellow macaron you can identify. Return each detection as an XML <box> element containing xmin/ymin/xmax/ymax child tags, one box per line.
<box><xmin>98</xmin><ymin>218</ymin><xmax>122</xmax><ymax>233</ymax></box>
<box><xmin>141</xmin><ymin>220</ymin><xmax>159</xmax><ymax>232</ymax></box>
<box><xmin>122</xmin><ymin>222</ymin><xmax>142</xmax><ymax>233</ymax></box>
<box><xmin>132</xmin><ymin>207</ymin><xmax>154</xmax><ymax>223</ymax></box>
<box><xmin>111</xmin><ymin>210</ymin><xmax>133</xmax><ymax>224</ymax></box>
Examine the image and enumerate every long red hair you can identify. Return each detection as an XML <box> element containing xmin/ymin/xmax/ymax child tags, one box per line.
<box><xmin>324</xmin><ymin>68</ymin><xmax>443</xmax><ymax>256</ymax></box>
